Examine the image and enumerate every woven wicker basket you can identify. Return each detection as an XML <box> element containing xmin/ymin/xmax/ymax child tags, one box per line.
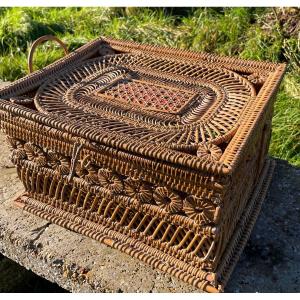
<box><xmin>0</xmin><ymin>36</ymin><xmax>286</xmax><ymax>292</ymax></box>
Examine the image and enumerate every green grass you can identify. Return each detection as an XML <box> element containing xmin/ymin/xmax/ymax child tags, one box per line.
<box><xmin>270</xmin><ymin>74</ymin><xmax>300</xmax><ymax>166</ymax></box>
<box><xmin>0</xmin><ymin>7</ymin><xmax>299</xmax><ymax>166</ymax></box>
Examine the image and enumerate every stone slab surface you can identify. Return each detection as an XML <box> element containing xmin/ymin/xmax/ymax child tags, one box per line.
<box><xmin>0</xmin><ymin>81</ymin><xmax>299</xmax><ymax>292</ymax></box>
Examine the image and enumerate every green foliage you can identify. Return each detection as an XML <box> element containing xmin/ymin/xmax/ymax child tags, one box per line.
<box><xmin>240</xmin><ymin>27</ymin><xmax>284</xmax><ymax>62</ymax></box>
<box><xmin>270</xmin><ymin>86</ymin><xmax>300</xmax><ymax>166</ymax></box>
<box><xmin>0</xmin><ymin>7</ymin><xmax>299</xmax><ymax>166</ymax></box>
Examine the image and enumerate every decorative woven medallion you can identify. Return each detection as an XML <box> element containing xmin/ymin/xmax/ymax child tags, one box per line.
<box><xmin>197</xmin><ymin>143</ymin><xmax>223</xmax><ymax>161</ymax></box>
<box><xmin>23</xmin><ymin>143</ymin><xmax>47</xmax><ymax>167</ymax></box>
<box><xmin>183</xmin><ymin>195</ymin><xmax>216</xmax><ymax>225</ymax></box>
<box><xmin>124</xmin><ymin>177</ymin><xmax>153</xmax><ymax>204</ymax></box>
<box><xmin>97</xmin><ymin>168</ymin><xmax>123</xmax><ymax>193</ymax></box>
<box><xmin>47</xmin><ymin>150</ymin><xmax>70</xmax><ymax>176</ymax></box>
<box><xmin>153</xmin><ymin>186</ymin><xmax>183</xmax><ymax>213</ymax></box>
<box><xmin>6</xmin><ymin>136</ymin><xmax>27</xmax><ymax>160</ymax></box>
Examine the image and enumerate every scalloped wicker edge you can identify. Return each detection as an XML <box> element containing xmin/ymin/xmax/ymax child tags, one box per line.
<box><xmin>14</xmin><ymin>158</ymin><xmax>275</xmax><ymax>293</ymax></box>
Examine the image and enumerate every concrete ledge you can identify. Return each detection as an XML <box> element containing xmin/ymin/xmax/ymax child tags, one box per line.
<box><xmin>0</xmin><ymin>199</ymin><xmax>198</xmax><ymax>292</ymax></box>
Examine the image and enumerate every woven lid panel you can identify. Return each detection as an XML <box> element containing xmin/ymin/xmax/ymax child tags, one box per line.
<box><xmin>34</xmin><ymin>53</ymin><xmax>256</xmax><ymax>155</ymax></box>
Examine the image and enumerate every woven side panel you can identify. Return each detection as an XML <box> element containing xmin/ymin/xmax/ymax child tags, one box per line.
<box><xmin>14</xmin><ymin>159</ymin><xmax>275</xmax><ymax>292</ymax></box>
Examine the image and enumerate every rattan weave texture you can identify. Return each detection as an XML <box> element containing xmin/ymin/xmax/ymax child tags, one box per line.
<box><xmin>0</xmin><ymin>36</ymin><xmax>286</xmax><ymax>292</ymax></box>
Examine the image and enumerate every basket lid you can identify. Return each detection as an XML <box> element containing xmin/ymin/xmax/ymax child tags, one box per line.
<box><xmin>34</xmin><ymin>52</ymin><xmax>256</xmax><ymax>155</ymax></box>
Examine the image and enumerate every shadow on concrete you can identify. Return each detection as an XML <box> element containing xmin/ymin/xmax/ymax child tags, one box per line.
<box><xmin>0</xmin><ymin>254</ymin><xmax>67</xmax><ymax>293</ymax></box>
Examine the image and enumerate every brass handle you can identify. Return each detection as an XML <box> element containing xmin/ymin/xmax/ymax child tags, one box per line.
<box><xmin>28</xmin><ymin>35</ymin><xmax>69</xmax><ymax>74</ymax></box>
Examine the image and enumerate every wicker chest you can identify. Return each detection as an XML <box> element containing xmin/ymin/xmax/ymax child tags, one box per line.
<box><xmin>0</xmin><ymin>36</ymin><xmax>285</xmax><ymax>292</ymax></box>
